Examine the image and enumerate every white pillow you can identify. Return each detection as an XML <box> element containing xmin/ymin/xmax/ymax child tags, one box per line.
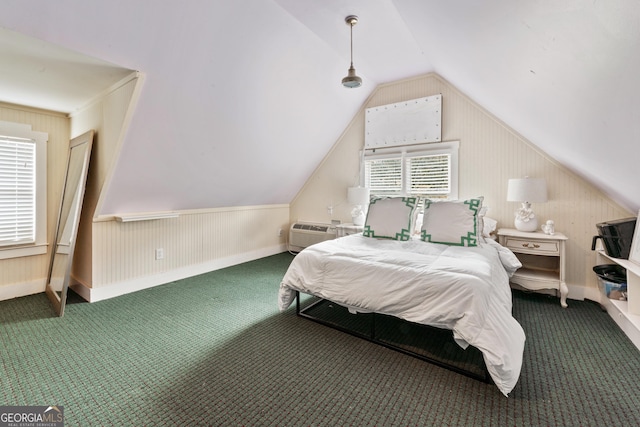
<box><xmin>420</xmin><ymin>197</ymin><xmax>484</xmax><ymax>246</ymax></box>
<box><xmin>483</xmin><ymin>216</ymin><xmax>498</xmax><ymax>239</ymax></box>
<box><xmin>363</xmin><ymin>196</ymin><xmax>419</xmax><ymax>241</ymax></box>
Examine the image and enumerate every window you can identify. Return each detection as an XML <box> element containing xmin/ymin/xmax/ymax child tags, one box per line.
<box><xmin>364</xmin><ymin>141</ymin><xmax>458</xmax><ymax>200</ymax></box>
<box><xmin>0</xmin><ymin>121</ymin><xmax>47</xmax><ymax>259</ymax></box>
<box><xmin>406</xmin><ymin>153</ymin><xmax>451</xmax><ymax>196</ymax></box>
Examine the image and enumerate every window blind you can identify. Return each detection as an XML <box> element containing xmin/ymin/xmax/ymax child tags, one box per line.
<box><xmin>364</xmin><ymin>157</ymin><xmax>402</xmax><ymax>194</ymax></box>
<box><xmin>364</xmin><ymin>152</ymin><xmax>451</xmax><ymax>198</ymax></box>
<box><xmin>406</xmin><ymin>153</ymin><xmax>450</xmax><ymax>197</ymax></box>
<box><xmin>0</xmin><ymin>137</ymin><xmax>36</xmax><ymax>246</ymax></box>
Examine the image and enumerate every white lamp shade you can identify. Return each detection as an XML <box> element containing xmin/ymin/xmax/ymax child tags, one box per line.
<box><xmin>347</xmin><ymin>186</ymin><xmax>370</xmax><ymax>206</ymax></box>
<box><xmin>507</xmin><ymin>178</ymin><xmax>547</xmax><ymax>203</ymax></box>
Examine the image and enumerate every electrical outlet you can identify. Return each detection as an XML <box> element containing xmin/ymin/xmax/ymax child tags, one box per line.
<box><xmin>277</xmin><ymin>228</ymin><xmax>283</xmax><ymax>237</ymax></box>
<box><xmin>155</xmin><ymin>248</ymin><xmax>164</xmax><ymax>260</ymax></box>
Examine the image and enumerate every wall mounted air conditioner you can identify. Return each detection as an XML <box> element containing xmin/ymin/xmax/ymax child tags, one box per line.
<box><xmin>289</xmin><ymin>222</ymin><xmax>336</xmax><ymax>252</ymax></box>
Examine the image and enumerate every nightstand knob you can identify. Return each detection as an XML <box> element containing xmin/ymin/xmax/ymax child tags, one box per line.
<box><xmin>522</xmin><ymin>243</ymin><xmax>540</xmax><ymax>249</ymax></box>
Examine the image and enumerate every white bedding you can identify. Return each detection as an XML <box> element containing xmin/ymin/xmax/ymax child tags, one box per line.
<box><xmin>278</xmin><ymin>234</ymin><xmax>525</xmax><ymax>396</ymax></box>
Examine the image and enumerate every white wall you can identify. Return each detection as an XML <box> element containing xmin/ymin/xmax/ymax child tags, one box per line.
<box><xmin>2</xmin><ymin>74</ymin><xmax>291</xmax><ymax>303</ymax></box>
<box><xmin>69</xmin><ymin>74</ymin><xmax>291</xmax><ymax>302</ymax></box>
<box><xmin>291</xmin><ymin>73</ymin><xmax>632</xmax><ymax>301</ymax></box>
<box><xmin>69</xmin><ymin>72</ymin><xmax>143</xmax><ymax>289</ymax></box>
<box><xmin>3</xmin><ymin>71</ymin><xmax>631</xmax><ymax>304</ymax></box>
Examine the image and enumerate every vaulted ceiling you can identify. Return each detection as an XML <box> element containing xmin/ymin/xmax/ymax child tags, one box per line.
<box><xmin>1</xmin><ymin>0</ymin><xmax>638</xmax><ymax>214</ymax></box>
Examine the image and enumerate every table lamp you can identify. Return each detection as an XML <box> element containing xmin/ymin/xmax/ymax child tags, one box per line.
<box><xmin>347</xmin><ymin>186</ymin><xmax>370</xmax><ymax>226</ymax></box>
<box><xmin>507</xmin><ymin>177</ymin><xmax>547</xmax><ymax>232</ymax></box>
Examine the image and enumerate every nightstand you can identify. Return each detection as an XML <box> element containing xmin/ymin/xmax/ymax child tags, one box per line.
<box><xmin>336</xmin><ymin>223</ymin><xmax>364</xmax><ymax>237</ymax></box>
<box><xmin>497</xmin><ymin>228</ymin><xmax>568</xmax><ymax>308</ymax></box>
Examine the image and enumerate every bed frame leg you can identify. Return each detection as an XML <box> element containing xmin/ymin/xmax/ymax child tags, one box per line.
<box><xmin>371</xmin><ymin>312</ymin><xmax>376</xmax><ymax>339</ymax></box>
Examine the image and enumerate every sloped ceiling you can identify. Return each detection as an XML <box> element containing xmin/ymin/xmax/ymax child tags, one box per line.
<box><xmin>0</xmin><ymin>0</ymin><xmax>638</xmax><ymax>214</ymax></box>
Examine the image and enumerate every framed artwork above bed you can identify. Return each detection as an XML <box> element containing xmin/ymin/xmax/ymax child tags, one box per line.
<box><xmin>365</xmin><ymin>94</ymin><xmax>442</xmax><ymax>149</ymax></box>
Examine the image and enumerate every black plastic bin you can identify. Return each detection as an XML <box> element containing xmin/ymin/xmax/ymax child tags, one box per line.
<box><xmin>591</xmin><ymin>217</ymin><xmax>637</xmax><ymax>259</ymax></box>
<box><xmin>593</xmin><ymin>264</ymin><xmax>627</xmax><ymax>300</ymax></box>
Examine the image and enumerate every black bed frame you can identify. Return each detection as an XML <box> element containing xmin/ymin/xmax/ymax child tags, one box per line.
<box><xmin>295</xmin><ymin>291</ymin><xmax>491</xmax><ymax>384</ymax></box>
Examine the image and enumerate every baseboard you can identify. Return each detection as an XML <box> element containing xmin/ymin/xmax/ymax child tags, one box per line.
<box><xmin>0</xmin><ymin>279</ymin><xmax>46</xmax><ymax>301</ymax></box>
<box><xmin>601</xmin><ymin>298</ymin><xmax>640</xmax><ymax>351</ymax></box>
<box><xmin>76</xmin><ymin>244</ymin><xmax>288</xmax><ymax>303</ymax></box>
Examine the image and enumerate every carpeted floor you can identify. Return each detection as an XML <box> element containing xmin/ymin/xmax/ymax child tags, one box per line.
<box><xmin>1</xmin><ymin>252</ymin><xmax>640</xmax><ymax>426</ymax></box>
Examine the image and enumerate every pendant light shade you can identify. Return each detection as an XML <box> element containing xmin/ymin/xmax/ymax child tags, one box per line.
<box><xmin>342</xmin><ymin>15</ymin><xmax>362</xmax><ymax>88</ymax></box>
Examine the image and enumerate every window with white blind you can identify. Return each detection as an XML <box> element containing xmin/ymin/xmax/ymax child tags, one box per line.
<box><xmin>364</xmin><ymin>141</ymin><xmax>458</xmax><ymax>200</ymax></box>
<box><xmin>0</xmin><ymin>121</ymin><xmax>47</xmax><ymax>259</ymax></box>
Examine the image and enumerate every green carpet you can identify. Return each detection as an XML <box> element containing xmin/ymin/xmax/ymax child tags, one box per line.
<box><xmin>1</xmin><ymin>252</ymin><xmax>640</xmax><ymax>426</ymax></box>
<box><xmin>299</xmin><ymin>297</ymin><xmax>488</xmax><ymax>381</ymax></box>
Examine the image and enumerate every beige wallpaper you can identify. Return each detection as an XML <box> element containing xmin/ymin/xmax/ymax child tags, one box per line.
<box><xmin>291</xmin><ymin>73</ymin><xmax>632</xmax><ymax>300</ymax></box>
<box><xmin>0</xmin><ymin>103</ymin><xmax>70</xmax><ymax>299</ymax></box>
<box><xmin>69</xmin><ymin>72</ymin><xmax>142</xmax><ymax>289</ymax></box>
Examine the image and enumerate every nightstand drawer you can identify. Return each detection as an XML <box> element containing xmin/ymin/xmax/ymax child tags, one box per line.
<box><xmin>497</xmin><ymin>228</ymin><xmax>568</xmax><ymax>308</ymax></box>
<box><xmin>503</xmin><ymin>237</ymin><xmax>560</xmax><ymax>255</ymax></box>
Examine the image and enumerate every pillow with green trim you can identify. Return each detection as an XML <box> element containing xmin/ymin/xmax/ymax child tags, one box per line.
<box><xmin>363</xmin><ymin>196</ymin><xmax>419</xmax><ymax>241</ymax></box>
<box><xmin>420</xmin><ymin>197</ymin><xmax>484</xmax><ymax>246</ymax></box>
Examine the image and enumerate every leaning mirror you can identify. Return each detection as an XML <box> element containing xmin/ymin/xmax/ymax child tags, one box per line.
<box><xmin>45</xmin><ymin>130</ymin><xmax>94</xmax><ymax>316</ymax></box>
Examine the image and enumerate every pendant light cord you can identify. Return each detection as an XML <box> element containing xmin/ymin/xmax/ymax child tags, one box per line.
<box><xmin>350</xmin><ymin>22</ymin><xmax>354</xmax><ymax>67</ymax></box>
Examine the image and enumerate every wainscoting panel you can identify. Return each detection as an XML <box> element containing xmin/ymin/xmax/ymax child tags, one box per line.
<box><xmin>87</xmin><ymin>205</ymin><xmax>289</xmax><ymax>300</ymax></box>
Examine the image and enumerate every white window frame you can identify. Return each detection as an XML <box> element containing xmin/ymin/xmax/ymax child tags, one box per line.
<box><xmin>363</xmin><ymin>141</ymin><xmax>459</xmax><ymax>200</ymax></box>
<box><xmin>0</xmin><ymin>121</ymin><xmax>48</xmax><ymax>259</ymax></box>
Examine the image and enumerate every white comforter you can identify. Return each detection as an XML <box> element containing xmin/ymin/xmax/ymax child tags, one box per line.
<box><xmin>279</xmin><ymin>234</ymin><xmax>525</xmax><ymax>396</ymax></box>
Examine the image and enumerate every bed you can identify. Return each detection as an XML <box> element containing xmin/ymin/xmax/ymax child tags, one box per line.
<box><xmin>278</xmin><ymin>196</ymin><xmax>526</xmax><ymax>396</ymax></box>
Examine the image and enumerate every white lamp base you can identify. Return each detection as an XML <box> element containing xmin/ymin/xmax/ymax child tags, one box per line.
<box><xmin>351</xmin><ymin>204</ymin><xmax>366</xmax><ymax>226</ymax></box>
<box><xmin>352</xmin><ymin>213</ymin><xmax>365</xmax><ymax>226</ymax></box>
<box><xmin>514</xmin><ymin>216</ymin><xmax>538</xmax><ymax>232</ymax></box>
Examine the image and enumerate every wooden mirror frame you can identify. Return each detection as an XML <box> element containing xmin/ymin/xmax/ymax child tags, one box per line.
<box><xmin>45</xmin><ymin>130</ymin><xmax>94</xmax><ymax>316</ymax></box>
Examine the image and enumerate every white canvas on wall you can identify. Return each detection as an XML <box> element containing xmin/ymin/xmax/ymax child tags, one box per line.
<box><xmin>365</xmin><ymin>94</ymin><xmax>442</xmax><ymax>149</ymax></box>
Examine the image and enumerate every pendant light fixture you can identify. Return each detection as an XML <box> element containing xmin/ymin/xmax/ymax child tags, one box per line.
<box><xmin>341</xmin><ymin>15</ymin><xmax>362</xmax><ymax>88</ymax></box>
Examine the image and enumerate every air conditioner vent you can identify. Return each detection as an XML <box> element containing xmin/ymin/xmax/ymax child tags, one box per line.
<box><xmin>289</xmin><ymin>222</ymin><xmax>336</xmax><ymax>252</ymax></box>
<box><xmin>292</xmin><ymin>223</ymin><xmax>330</xmax><ymax>233</ymax></box>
